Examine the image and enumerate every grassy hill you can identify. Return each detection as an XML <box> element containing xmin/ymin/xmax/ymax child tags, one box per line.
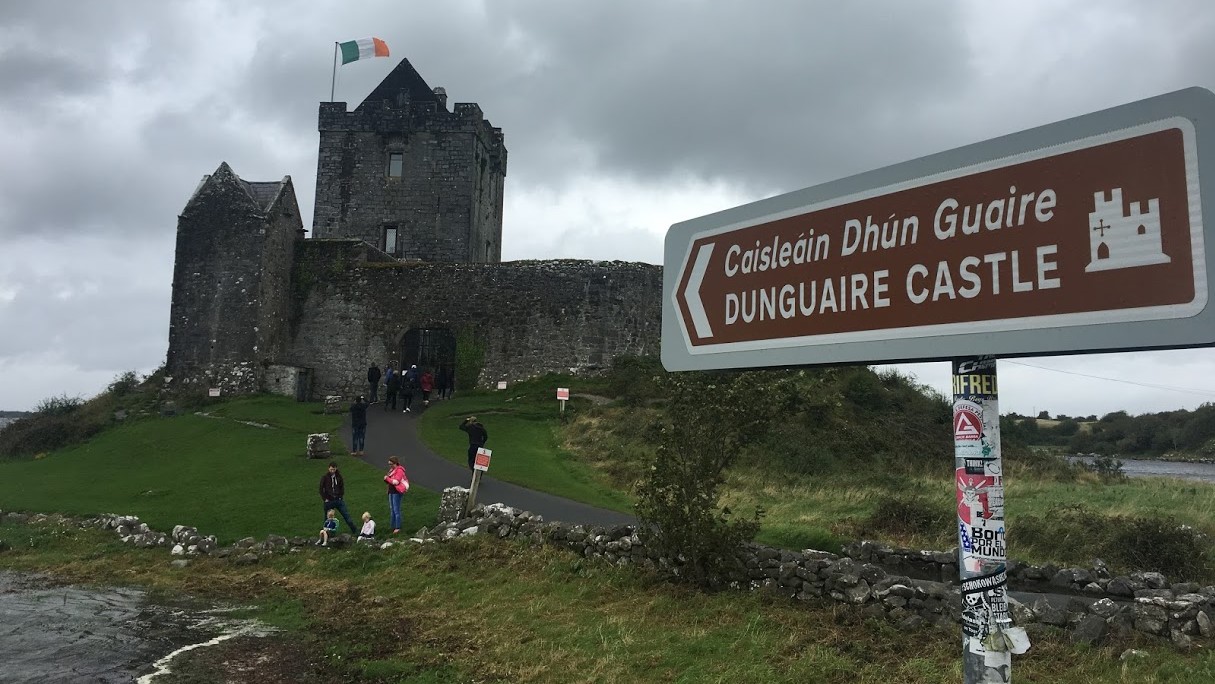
<box><xmin>0</xmin><ymin>395</ymin><xmax>437</xmax><ymax>540</ymax></box>
<box><xmin>2</xmin><ymin>379</ymin><xmax>1214</xmax><ymax>681</ymax></box>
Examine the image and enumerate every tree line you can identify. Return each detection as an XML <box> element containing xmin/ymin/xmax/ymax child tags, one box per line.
<box><xmin>1002</xmin><ymin>403</ymin><xmax>1215</xmax><ymax>457</ymax></box>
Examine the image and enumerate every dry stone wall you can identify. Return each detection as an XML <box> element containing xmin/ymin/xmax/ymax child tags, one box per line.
<box><xmin>420</xmin><ymin>490</ymin><xmax>1214</xmax><ymax>649</ymax></box>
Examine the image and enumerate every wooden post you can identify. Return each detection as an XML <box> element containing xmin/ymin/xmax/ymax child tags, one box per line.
<box><xmin>464</xmin><ymin>469</ymin><xmax>483</xmax><ymax>518</ymax></box>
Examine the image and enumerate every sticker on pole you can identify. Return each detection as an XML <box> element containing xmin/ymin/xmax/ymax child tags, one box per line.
<box><xmin>954</xmin><ymin>402</ymin><xmax>983</xmax><ymax>442</ymax></box>
<box><xmin>474</xmin><ymin>447</ymin><xmax>492</xmax><ymax>472</ymax></box>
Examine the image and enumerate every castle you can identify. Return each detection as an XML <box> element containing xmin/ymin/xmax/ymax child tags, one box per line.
<box><xmin>1086</xmin><ymin>188</ymin><xmax>1171</xmax><ymax>273</ymax></box>
<box><xmin>166</xmin><ymin>58</ymin><xmax>661</xmax><ymax>400</ymax></box>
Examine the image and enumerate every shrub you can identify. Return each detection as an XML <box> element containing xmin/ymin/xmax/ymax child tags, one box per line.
<box><xmin>34</xmin><ymin>394</ymin><xmax>84</xmax><ymax>416</ymax></box>
<box><xmin>454</xmin><ymin>327</ymin><xmax>485</xmax><ymax>390</ymax></box>
<box><xmin>866</xmin><ymin>494</ymin><xmax>952</xmax><ymax>538</ymax></box>
<box><xmin>1086</xmin><ymin>454</ymin><xmax>1126</xmax><ymax>482</ymax></box>
<box><xmin>1015</xmin><ymin>504</ymin><xmax>1214</xmax><ymax>583</ymax></box>
<box><xmin>107</xmin><ymin>370</ymin><xmax>141</xmax><ymax>397</ymax></box>
<box><xmin>635</xmin><ymin>371</ymin><xmax>777</xmax><ymax>588</ymax></box>
<box><xmin>1109</xmin><ymin>516</ymin><xmax>1212</xmax><ymax>581</ymax></box>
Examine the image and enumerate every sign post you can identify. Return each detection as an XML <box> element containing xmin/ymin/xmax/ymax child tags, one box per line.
<box><xmin>556</xmin><ymin>387</ymin><xmax>570</xmax><ymax>415</ymax></box>
<box><xmin>465</xmin><ymin>447</ymin><xmax>492</xmax><ymax>517</ymax></box>
<box><xmin>660</xmin><ymin>89</ymin><xmax>1215</xmax><ymax>684</ymax></box>
<box><xmin>953</xmin><ymin>357</ymin><xmax>1027</xmax><ymax>681</ymax></box>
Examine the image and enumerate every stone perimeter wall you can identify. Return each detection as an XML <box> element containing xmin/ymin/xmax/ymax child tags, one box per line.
<box><xmin>424</xmin><ymin>491</ymin><xmax>1214</xmax><ymax>650</ymax></box>
<box><xmin>288</xmin><ymin>240</ymin><xmax>663</xmax><ymax>399</ymax></box>
<box><xmin>2</xmin><ymin>507</ymin><xmax>1210</xmax><ymax>650</ymax></box>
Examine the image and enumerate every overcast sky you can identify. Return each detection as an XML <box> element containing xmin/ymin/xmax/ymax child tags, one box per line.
<box><xmin>3</xmin><ymin>0</ymin><xmax>1215</xmax><ymax>417</ymax></box>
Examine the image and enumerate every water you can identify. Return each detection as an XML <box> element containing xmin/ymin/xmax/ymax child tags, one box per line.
<box><xmin>1066</xmin><ymin>455</ymin><xmax>1215</xmax><ymax>483</ymax></box>
<box><xmin>0</xmin><ymin>571</ymin><xmax>263</xmax><ymax>683</ymax></box>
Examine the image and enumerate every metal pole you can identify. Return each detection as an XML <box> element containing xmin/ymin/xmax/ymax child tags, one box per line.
<box><xmin>952</xmin><ymin>357</ymin><xmax>1023</xmax><ymax>683</ymax></box>
<box><xmin>330</xmin><ymin>42</ymin><xmax>338</xmax><ymax>101</ymax></box>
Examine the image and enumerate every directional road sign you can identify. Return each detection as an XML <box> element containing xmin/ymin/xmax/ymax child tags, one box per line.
<box><xmin>663</xmin><ymin>88</ymin><xmax>1215</xmax><ymax>371</ymax></box>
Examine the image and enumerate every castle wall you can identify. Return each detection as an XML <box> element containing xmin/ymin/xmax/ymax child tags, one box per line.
<box><xmin>313</xmin><ymin>100</ymin><xmax>507</xmax><ymax>263</ymax></box>
<box><xmin>256</xmin><ymin>184</ymin><xmax>302</xmax><ymax>364</ymax></box>
<box><xmin>287</xmin><ymin>241</ymin><xmax>662</xmax><ymax>398</ymax></box>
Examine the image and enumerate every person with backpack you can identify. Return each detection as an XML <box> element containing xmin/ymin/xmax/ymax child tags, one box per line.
<box><xmin>459</xmin><ymin>416</ymin><xmax>488</xmax><ymax>471</ymax></box>
<box><xmin>385</xmin><ymin>368</ymin><xmax>401</xmax><ymax>411</ymax></box>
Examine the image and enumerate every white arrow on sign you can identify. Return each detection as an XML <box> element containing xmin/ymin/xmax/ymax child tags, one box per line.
<box><xmin>686</xmin><ymin>243</ymin><xmax>714</xmax><ymax>339</ymax></box>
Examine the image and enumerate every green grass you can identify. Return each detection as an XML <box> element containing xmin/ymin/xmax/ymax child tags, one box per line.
<box><xmin>418</xmin><ymin>383</ymin><xmax>634</xmax><ymax>515</ymax></box>
<box><xmin>0</xmin><ymin>396</ymin><xmax>438</xmax><ymax>541</ymax></box>
<box><xmin>4</xmin><ymin>522</ymin><xmax>1214</xmax><ymax>683</ymax></box>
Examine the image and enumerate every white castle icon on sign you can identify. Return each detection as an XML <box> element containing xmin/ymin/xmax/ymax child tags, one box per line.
<box><xmin>1085</xmin><ymin>188</ymin><xmax>1171</xmax><ymax>272</ymax></box>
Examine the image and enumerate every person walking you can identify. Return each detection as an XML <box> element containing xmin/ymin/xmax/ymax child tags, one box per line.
<box><xmin>436</xmin><ymin>366</ymin><xmax>451</xmax><ymax>400</ymax></box>
<box><xmin>385</xmin><ymin>368</ymin><xmax>401</xmax><ymax>411</ymax></box>
<box><xmin>399</xmin><ymin>364</ymin><xmax>417</xmax><ymax>413</ymax></box>
<box><xmin>318</xmin><ymin>461</ymin><xmax>359</xmax><ymax>533</ymax></box>
<box><xmin>366</xmin><ymin>363</ymin><xmax>382</xmax><ymax>404</ymax></box>
<box><xmin>459</xmin><ymin>415</ymin><xmax>488</xmax><ymax>471</ymax></box>
<box><xmin>349</xmin><ymin>395</ymin><xmax>368</xmax><ymax>457</ymax></box>
<box><xmin>420</xmin><ymin>368</ymin><xmax>435</xmax><ymax>407</ymax></box>
<box><xmin>383</xmin><ymin>456</ymin><xmax>409</xmax><ymax>534</ymax></box>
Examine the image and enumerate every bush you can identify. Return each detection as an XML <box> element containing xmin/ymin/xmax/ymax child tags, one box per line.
<box><xmin>1015</xmin><ymin>504</ymin><xmax>1214</xmax><ymax>583</ymax></box>
<box><xmin>107</xmin><ymin>370</ymin><xmax>141</xmax><ymax>397</ymax></box>
<box><xmin>34</xmin><ymin>394</ymin><xmax>84</xmax><ymax>416</ymax></box>
<box><xmin>604</xmin><ymin>355</ymin><xmax>665</xmax><ymax>407</ymax></box>
<box><xmin>1086</xmin><ymin>454</ymin><xmax>1126</xmax><ymax>481</ymax></box>
<box><xmin>1108</xmin><ymin>517</ymin><xmax>1212</xmax><ymax>580</ymax></box>
<box><xmin>635</xmin><ymin>371</ymin><xmax>775</xmax><ymax>588</ymax></box>
<box><xmin>866</xmin><ymin>494</ymin><xmax>952</xmax><ymax>538</ymax></box>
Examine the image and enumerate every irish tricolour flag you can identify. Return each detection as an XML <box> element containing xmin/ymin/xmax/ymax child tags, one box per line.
<box><xmin>339</xmin><ymin>37</ymin><xmax>390</xmax><ymax>64</ymax></box>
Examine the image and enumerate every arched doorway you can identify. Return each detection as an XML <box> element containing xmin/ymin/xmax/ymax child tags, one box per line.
<box><xmin>400</xmin><ymin>327</ymin><xmax>456</xmax><ymax>377</ymax></box>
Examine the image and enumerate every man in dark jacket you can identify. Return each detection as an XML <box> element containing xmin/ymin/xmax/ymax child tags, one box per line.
<box><xmin>385</xmin><ymin>369</ymin><xmax>401</xmax><ymax>411</ymax></box>
<box><xmin>366</xmin><ymin>364</ymin><xmax>381</xmax><ymax>404</ymax></box>
<box><xmin>350</xmin><ymin>395</ymin><xmax>368</xmax><ymax>457</ymax></box>
<box><xmin>459</xmin><ymin>416</ymin><xmax>489</xmax><ymax>471</ymax></box>
<box><xmin>319</xmin><ymin>462</ymin><xmax>358</xmax><ymax>533</ymax></box>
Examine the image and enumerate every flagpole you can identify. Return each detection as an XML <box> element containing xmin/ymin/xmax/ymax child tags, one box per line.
<box><xmin>330</xmin><ymin>42</ymin><xmax>338</xmax><ymax>101</ymax></box>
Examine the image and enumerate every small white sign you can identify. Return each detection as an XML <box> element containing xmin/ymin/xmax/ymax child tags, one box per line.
<box><xmin>208</xmin><ymin>388</ymin><xmax>221</xmax><ymax>397</ymax></box>
<box><xmin>474</xmin><ymin>447</ymin><xmax>492</xmax><ymax>471</ymax></box>
<box><xmin>496</xmin><ymin>381</ymin><xmax>507</xmax><ymax>390</ymax></box>
<box><xmin>556</xmin><ymin>387</ymin><xmax>570</xmax><ymax>401</ymax></box>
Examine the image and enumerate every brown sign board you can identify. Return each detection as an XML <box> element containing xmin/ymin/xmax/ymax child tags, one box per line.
<box><xmin>662</xmin><ymin>88</ymin><xmax>1215</xmax><ymax>371</ymax></box>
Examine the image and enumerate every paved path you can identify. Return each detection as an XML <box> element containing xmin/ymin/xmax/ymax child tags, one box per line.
<box><xmin>339</xmin><ymin>401</ymin><xmax>635</xmax><ymax>527</ymax></box>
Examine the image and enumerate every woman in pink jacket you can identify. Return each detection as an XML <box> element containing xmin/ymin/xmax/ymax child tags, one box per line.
<box><xmin>383</xmin><ymin>456</ymin><xmax>408</xmax><ymax>534</ymax></box>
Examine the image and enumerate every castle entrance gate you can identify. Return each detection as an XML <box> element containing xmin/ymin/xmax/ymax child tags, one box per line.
<box><xmin>400</xmin><ymin>328</ymin><xmax>456</xmax><ymax>376</ymax></box>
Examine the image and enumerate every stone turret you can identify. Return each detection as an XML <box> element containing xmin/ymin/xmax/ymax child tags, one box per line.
<box><xmin>312</xmin><ymin>58</ymin><xmax>507</xmax><ymax>263</ymax></box>
<box><xmin>166</xmin><ymin>162</ymin><xmax>301</xmax><ymax>395</ymax></box>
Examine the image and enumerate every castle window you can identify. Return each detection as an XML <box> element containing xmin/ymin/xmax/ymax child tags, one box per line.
<box><xmin>388</xmin><ymin>152</ymin><xmax>403</xmax><ymax>178</ymax></box>
<box><xmin>384</xmin><ymin>226</ymin><xmax>398</xmax><ymax>255</ymax></box>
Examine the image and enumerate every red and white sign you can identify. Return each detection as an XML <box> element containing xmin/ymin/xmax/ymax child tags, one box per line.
<box><xmin>663</xmin><ymin>90</ymin><xmax>1215</xmax><ymax>371</ymax></box>
<box><xmin>954</xmin><ymin>406</ymin><xmax>982</xmax><ymax>442</ymax></box>
<box><xmin>556</xmin><ymin>387</ymin><xmax>570</xmax><ymax>401</ymax></box>
<box><xmin>474</xmin><ymin>447</ymin><xmax>492</xmax><ymax>472</ymax></box>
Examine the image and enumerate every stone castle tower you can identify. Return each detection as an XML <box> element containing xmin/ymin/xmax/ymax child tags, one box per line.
<box><xmin>313</xmin><ymin>58</ymin><xmax>507</xmax><ymax>263</ymax></box>
<box><xmin>166</xmin><ymin>163</ymin><xmax>302</xmax><ymax>394</ymax></box>
<box><xmin>166</xmin><ymin>58</ymin><xmax>660</xmax><ymax>400</ymax></box>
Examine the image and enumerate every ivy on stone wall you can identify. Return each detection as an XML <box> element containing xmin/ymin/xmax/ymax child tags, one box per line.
<box><xmin>455</xmin><ymin>327</ymin><xmax>485</xmax><ymax>390</ymax></box>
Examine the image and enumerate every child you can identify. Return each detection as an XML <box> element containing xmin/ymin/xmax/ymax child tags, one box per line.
<box><xmin>317</xmin><ymin>508</ymin><xmax>338</xmax><ymax>546</ymax></box>
<box><xmin>358</xmin><ymin>511</ymin><xmax>376</xmax><ymax>542</ymax></box>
